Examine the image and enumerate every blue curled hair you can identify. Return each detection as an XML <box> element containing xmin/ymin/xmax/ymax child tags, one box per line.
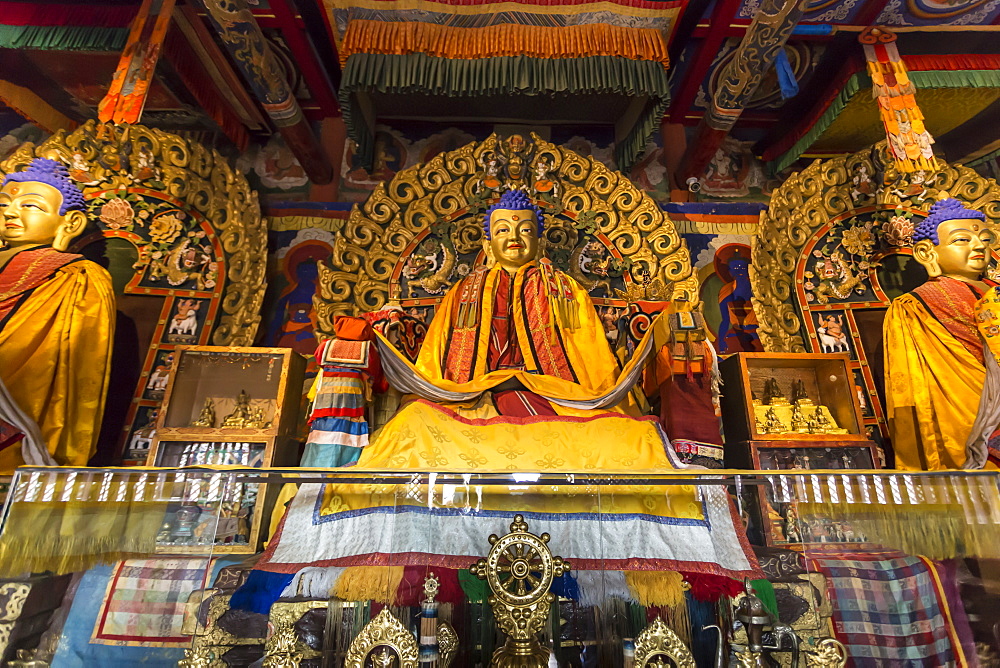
<box><xmin>913</xmin><ymin>197</ymin><xmax>987</xmax><ymax>245</ymax></box>
<box><xmin>1</xmin><ymin>158</ymin><xmax>86</xmax><ymax>215</ymax></box>
<box><xmin>482</xmin><ymin>189</ymin><xmax>545</xmax><ymax>239</ymax></box>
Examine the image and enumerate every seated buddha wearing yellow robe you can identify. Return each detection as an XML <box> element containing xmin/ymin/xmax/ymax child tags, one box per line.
<box><xmin>0</xmin><ymin>158</ymin><xmax>115</xmax><ymax>470</ymax></box>
<box><xmin>254</xmin><ymin>190</ymin><xmax>758</xmax><ymax>602</ymax></box>
<box><xmin>883</xmin><ymin>198</ymin><xmax>994</xmax><ymax>470</ymax></box>
<box><xmin>357</xmin><ymin>188</ymin><xmax>680</xmax><ymax>471</ymax></box>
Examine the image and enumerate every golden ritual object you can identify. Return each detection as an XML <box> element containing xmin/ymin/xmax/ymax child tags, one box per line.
<box><xmin>632</xmin><ymin>617</ymin><xmax>695</xmax><ymax>668</ymax></box>
<box><xmin>470</xmin><ymin>514</ymin><xmax>569</xmax><ymax>668</ymax></box>
<box><xmin>344</xmin><ymin>608</ymin><xmax>419</xmax><ymax>668</ymax></box>
<box><xmin>177</xmin><ymin>646</ymin><xmax>215</xmax><ymax>668</ymax></box>
<box><xmin>6</xmin><ymin>650</ymin><xmax>50</xmax><ymax>668</ymax></box>
<box><xmin>262</xmin><ymin>624</ymin><xmax>303</xmax><ymax>668</ymax></box>
<box><xmin>438</xmin><ymin>621</ymin><xmax>459</xmax><ymax>668</ymax></box>
<box><xmin>806</xmin><ymin>638</ymin><xmax>848</xmax><ymax>667</ymax></box>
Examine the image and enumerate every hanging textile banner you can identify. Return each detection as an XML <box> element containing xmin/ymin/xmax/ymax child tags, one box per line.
<box><xmin>97</xmin><ymin>0</ymin><xmax>176</xmax><ymax>124</ymax></box>
<box><xmin>860</xmin><ymin>25</ymin><xmax>939</xmax><ymax>173</ymax></box>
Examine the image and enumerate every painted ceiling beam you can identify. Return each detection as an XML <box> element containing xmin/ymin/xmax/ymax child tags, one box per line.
<box><xmin>193</xmin><ymin>0</ymin><xmax>333</xmax><ymax>184</ymax></box>
<box><xmin>268</xmin><ymin>0</ymin><xmax>340</xmax><ymax>115</ymax></box>
<box><xmin>667</xmin><ymin>0</ymin><xmax>744</xmax><ymax>123</ymax></box>
<box><xmin>676</xmin><ymin>0</ymin><xmax>805</xmax><ymax>185</ymax></box>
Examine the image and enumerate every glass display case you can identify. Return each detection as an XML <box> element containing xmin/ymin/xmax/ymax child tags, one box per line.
<box><xmin>720</xmin><ymin>353</ymin><xmax>881</xmax><ymax>472</ymax></box>
<box><xmin>153</xmin><ymin>346</ymin><xmax>306</xmax><ymax>443</ymax></box>
<box><xmin>142</xmin><ymin>347</ymin><xmax>306</xmax><ymax>554</ymax></box>
<box><xmin>0</xmin><ymin>467</ymin><xmax>997</xmax><ymax>667</ymax></box>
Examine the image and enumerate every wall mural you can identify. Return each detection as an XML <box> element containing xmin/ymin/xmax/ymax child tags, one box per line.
<box><xmin>752</xmin><ymin>141</ymin><xmax>1000</xmax><ymax>439</ymax></box>
<box><xmin>0</xmin><ymin>121</ymin><xmax>266</xmax><ymax>463</ymax></box>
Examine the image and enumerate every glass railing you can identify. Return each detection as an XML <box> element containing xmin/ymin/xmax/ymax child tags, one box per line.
<box><xmin>0</xmin><ymin>467</ymin><xmax>996</xmax><ymax>667</ymax></box>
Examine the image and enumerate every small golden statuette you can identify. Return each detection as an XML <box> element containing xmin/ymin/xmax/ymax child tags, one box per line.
<box><xmin>221</xmin><ymin>389</ymin><xmax>253</xmax><ymax>427</ymax></box>
<box><xmin>762</xmin><ymin>407</ymin><xmax>787</xmax><ymax>434</ymax></box>
<box><xmin>245</xmin><ymin>405</ymin><xmax>271</xmax><ymax>429</ymax></box>
<box><xmin>220</xmin><ymin>390</ymin><xmax>270</xmax><ymax>428</ymax></box>
<box><xmin>190</xmin><ymin>398</ymin><xmax>216</xmax><ymax>428</ymax></box>
<box><xmin>762</xmin><ymin>378</ymin><xmax>790</xmax><ymax>406</ymax></box>
<box><xmin>790</xmin><ymin>404</ymin><xmax>809</xmax><ymax>433</ymax></box>
<box><xmin>812</xmin><ymin>406</ymin><xmax>847</xmax><ymax>434</ymax></box>
<box><xmin>791</xmin><ymin>379</ymin><xmax>814</xmax><ymax>407</ymax></box>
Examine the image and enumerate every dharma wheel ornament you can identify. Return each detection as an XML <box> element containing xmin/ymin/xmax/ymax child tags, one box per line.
<box><xmin>470</xmin><ymin>515</ymin><xmax>569</xmax><ymax>668</ymax></box>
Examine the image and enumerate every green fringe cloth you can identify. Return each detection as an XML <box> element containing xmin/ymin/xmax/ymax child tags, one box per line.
<box><xmin>0</xmin><ymin>497</ymin><xmax>165</xmax><ymax>576</ymax></box>
<box><xmin>0</xmin><ymin>24</ymin><xmax>128</xmax><ymax>51</ymax></box>
<box><xmin>799</xmin><ymin>500</ymin><xmax>1000</xmax><ymax>560</ymax></box>
<box><xmin>339</xmin><ymin>52</ymin><xmax>671</xmax><ymax>173</ymax></box>
<box><xmin>768</xmin><ymin>68</ymin><xmax>1000</xmax><ymax>174</ymax></box>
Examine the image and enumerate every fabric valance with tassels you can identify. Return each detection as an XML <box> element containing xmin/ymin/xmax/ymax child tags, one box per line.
<box><xmin>763</xmin><ymin>54</ymin><xmax>1000</xmax><ymax>173</ymax></box>
<box><xmin>341</xmin><ymin>52</ymin><xmax>672</xmax><ymax>172</ymax></box>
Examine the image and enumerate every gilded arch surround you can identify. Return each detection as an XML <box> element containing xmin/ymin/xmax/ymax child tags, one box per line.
<box><xmin>314</xmin><ymin>133</ymin><xmax>697</xmax><ymax>339</ymax></box>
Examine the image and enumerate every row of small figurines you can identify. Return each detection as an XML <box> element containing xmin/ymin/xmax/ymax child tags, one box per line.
<box><xmin>755</xmin><ymin>403</ymin><xmax>841</xmax><ymax>435</ymax></box>
<box><xmin>189</xmin><ymin>389</ymin><xmax>272</xmax><ymax>429</ymax></box>
<box><xmin>754</xmin><ymin>377</ymin><xmax>814</xmax><ymax>407</ymax></box>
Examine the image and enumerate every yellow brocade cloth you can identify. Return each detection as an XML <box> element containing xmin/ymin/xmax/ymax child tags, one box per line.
<box><xmin>883</xmin><ymin>277</ymin><xmax>987</xmax><ymax>470</ymax></box>
<box><xmin>0</xmin><ymin>252</ymin><xmax>115</xmax><ymax>470</ymax></box>
<box><xmin>254</xmin><ymin>263</ymin><xmax>759</xmax><ymax>590</ymax></box>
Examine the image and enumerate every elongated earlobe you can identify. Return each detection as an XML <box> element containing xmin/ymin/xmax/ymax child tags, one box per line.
<box><xmin>51</xmin><ymin>210</ymin><xmax>88</xmax><ymax>251</ymax></box>
<box><xmin>912</xmin><ymin>239</ymin><xmax>941</xmax><ymax>278</ymax></box>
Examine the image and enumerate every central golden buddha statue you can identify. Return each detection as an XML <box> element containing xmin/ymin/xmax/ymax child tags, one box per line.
<box><xmin>257</xmin><ymin>191</ymin><xmax>757</xmax><ymax>605</ymax></box>
<box><xmin>356</xmin><ymin>189</ymin><xmax>679</xmax><ymax>470</ymax></box>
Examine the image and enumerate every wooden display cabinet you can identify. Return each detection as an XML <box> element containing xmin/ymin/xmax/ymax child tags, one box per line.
<box><xmin>720</xmin><ymin>352</ymin><xmax>881</xmax><ymax>470</ymax></box>
<box><xmin>720</xmin><ymin>352</ymin><xmax>867</xmax><ymax>445</ymax></box>
<box><xmin>721</xmin><ymin>353</ymin><xmax>881</xmax><ymax>547</ymax></box>
<box><xmin>147</xmin><ymin>346</ymin><xmax>306</xmax><ymax>554</ymax></box>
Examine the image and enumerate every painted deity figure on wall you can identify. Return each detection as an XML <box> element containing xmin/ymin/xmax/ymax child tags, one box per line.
<box><xmin>715</xmin><ymin>245</ymin><xmax>761</xmax><ymax>353</ymax></box>
<box><xmin>883</xmin><ymin>198</ymin><xmax>994</xmax><ymax>470</ymax></box>
<box><xmin>0</xmin><ymin>158</ymin><xmax>116</xmax><ymax>469</ymax></box>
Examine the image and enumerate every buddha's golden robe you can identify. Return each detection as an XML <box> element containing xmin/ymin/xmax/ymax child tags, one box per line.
<box><xmin>260</xmin><ymin>261</ymin><xmax>759</xmax><ymax>596</ymax></box>
<box><xmin>0</xmin><ymin>247</ymin><xmax>115</xmax><ymax>470</ymax></box>
<box><xmin>884</xmin><ymin>276</ymin><xmax>988</xmax><ymax>470</ymax></box>
<box><xmin>360</xmin><ymin>260</ymin><xmax>675</xmax><ymax>470</ymax></box>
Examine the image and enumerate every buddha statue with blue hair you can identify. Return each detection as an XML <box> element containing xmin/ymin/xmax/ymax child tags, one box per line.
<box><xmin>353</xmin><ymin>187</ymin><xmax>683</xmax><ymax>469</ymax></box>
<box><xmin>0</xmin><ymin>157</ymin><xmax>115</xmax><ymax>470</ymax></box>
<box><xmin>257</xmin><ymin>188</ymin><xmax>755</xmax><ymax>603</ymax></box>
<box><xmin>883</xmin><ymin>197</ymin><xmax>995</xmax><ymax>470</ymax></box>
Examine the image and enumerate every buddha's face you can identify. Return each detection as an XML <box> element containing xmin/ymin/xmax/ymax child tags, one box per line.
<box><xmin>0</xmin><ymin>180</ymin><xmax>86</xmax><ymax>251</ymax></box>
<box><xmin>488</xmin><ymin>208</ymin><xmax>539</xmax><ymax>271</ymax></box>
<box><xmin>914</xmin><ymin>217</ymin><xmax>994</xmax><ymax>282</ymax></box>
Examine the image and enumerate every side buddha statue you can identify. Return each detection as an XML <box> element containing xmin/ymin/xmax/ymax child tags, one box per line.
<box><xmin>0</xmin><ymin>158</ymin><xmax>115</xmax><ymax>469</ymax></box>
<box><xmin>883</xmin><ymin>197</ymin><xmax>994</xmax><ymax>470</ymax></box>
<box><xmin>352</xmin><ymin>188</ymin><xmax>684</xmax><ymax>470</ymax></box>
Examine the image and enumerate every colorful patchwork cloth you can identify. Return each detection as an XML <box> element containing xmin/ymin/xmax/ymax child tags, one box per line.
<box><xmin>806</xmin><ymin>549</ymin><xmax>975</xmax><ymax>667</ymax></box>
<box><xmin>90</xmin><ymin>557</ymin><xmax>216</xmax><ymax>647</ymax></box>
